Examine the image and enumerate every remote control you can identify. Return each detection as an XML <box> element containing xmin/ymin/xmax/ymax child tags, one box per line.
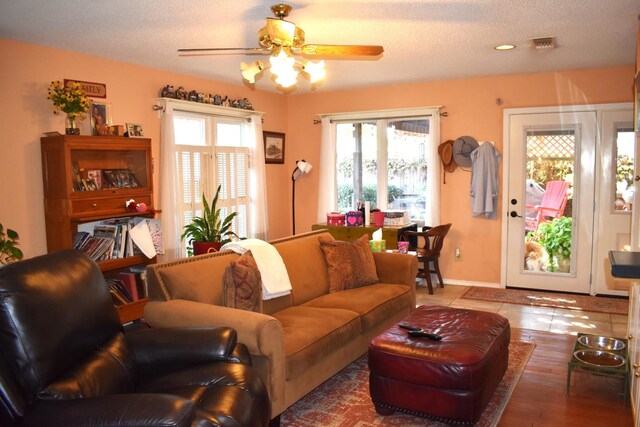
<box><xmin>408</xmin><ymin>330</ymin><xmax>443</xmax><ymax>341</ymax></box>
<box><xmin>399</xmin><ymin>324</ymin><xmax>422</xmax><ymax>332</ymax></box>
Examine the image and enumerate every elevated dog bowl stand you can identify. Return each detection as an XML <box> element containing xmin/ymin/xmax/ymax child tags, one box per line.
<box><xmin>566</xmin><ymin>333</ymin><xmax>629</xmax><ymax>404</ymax></box>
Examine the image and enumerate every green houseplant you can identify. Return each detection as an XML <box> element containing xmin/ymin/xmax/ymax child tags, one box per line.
<box><xmin>0</xmin><ymin>223</ymin><xmax>24</xmax><ymax>265</ymax></box>
<box><xmin>533</xmin><ymin>216</ymin><xmax>573</xmax><ymax>272</ymax></box>
<box><xmin>180</xmin><ymin>185</ymin><xmax>239</xmax><ymax>256</ymax></box>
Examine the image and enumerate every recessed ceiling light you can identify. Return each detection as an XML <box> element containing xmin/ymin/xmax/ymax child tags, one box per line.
<box><xmin>495</xmin><ymin>44</ymin><xmax>516</xmax><ymax>51</ymax></box>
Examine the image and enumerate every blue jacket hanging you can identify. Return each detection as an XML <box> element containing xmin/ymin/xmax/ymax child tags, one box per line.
<box><xmin>470</xmin><ymin>142</ymin><xmax>501</xmax><ymax>218</ymax></box>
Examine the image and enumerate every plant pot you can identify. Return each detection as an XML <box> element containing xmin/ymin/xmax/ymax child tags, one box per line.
<box><xmin>193</xmin><ymin>241</ymin><xmax>222</xmax><ymax>256</ymax></box>
<box><xmin>556</xmin><ymin>256</ymin><xmax>571</xmax><ymax>273</ymax></box>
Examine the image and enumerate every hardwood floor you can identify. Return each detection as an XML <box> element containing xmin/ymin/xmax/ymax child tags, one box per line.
<box><xmin>500</xmin><ymin>328</ymin><xmax>633</xmax><ymax>427</ymax></box>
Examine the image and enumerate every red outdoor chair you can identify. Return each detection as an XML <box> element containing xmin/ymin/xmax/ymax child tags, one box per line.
<box><xmin>524</xmin><ymin>180</ymin><xmax>569</xmax><ymax>232</ymax></box>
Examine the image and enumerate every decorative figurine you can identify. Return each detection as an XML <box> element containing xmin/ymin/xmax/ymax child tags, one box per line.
<box><xmin>161</xmin><ymin>85</ymin><xmax>176</xmax><ymax>98</ymax></box>
<box><xmin>188</xmin><ymin>90</ymin><xmax>198</xmax><ymax>102</ymax></box>
<box><xmin>242</xmin><ymin>98</ymin><xmax>253</xmax><ymax>110</ymax></box>
<box><xmin>175</xmin><ymin>86</ymin><xmax>187</xmax><ymax>100</ymax></box>
<box><xmin>213</xmin><ymin>94</ymin><xmax>222</xmax><ymax>105</ymax></box>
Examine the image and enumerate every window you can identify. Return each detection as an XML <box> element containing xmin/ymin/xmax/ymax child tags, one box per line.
<box><xmin>330</xmin><ymin>112</ymin><xmax>438</xmax><ymax>227</ymax></box>
<box><xmin>172</xmin><ymin>112</ymin><xmax>249</xmax><ymax>253</ymax></box>
<box><xmin>614</xmin><ymin>125</ymin><xmax>635</xmax><ymax>212</ymax></box>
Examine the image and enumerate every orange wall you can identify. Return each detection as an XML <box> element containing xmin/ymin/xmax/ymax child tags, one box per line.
<box><xmin>0</xmin><ymin>39</ymin><xmax>289</xmax><ymax>257</ymax></box>
<box><xmin>286</xmin><ymin>66</ymin><xmax>635</xmax><ymax>284</ymax></box>
<box><xmin>0</xmin><ymin>37</ymin><xmax>636</xmax><ymax>286</ymax></box>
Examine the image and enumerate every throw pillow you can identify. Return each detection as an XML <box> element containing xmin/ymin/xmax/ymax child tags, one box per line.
<box><xmin>222</xmin><ymin>250</ymin><xmax>262</xmax><ymax>312</ymax></box>
<box><xmin>318</xmin><ymin>234</ymin><xmax>379</xmax><ymax>292</ymax></box>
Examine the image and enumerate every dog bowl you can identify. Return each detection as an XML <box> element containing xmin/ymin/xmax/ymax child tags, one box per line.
<box><xmin>573</xmin><ymin>349</ymin><xmax>625</xmax><ymax>368</ymax></box>
<box><xmin>577</xmin><ymin>335</ymin><xmax>625</xmax><ymax>351</ymax></box>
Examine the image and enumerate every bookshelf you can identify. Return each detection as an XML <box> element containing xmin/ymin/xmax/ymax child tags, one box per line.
<box><xmin>40</xmin><ymin>135</ymin><xmax>155</xmax><ymax>323</ymax></box>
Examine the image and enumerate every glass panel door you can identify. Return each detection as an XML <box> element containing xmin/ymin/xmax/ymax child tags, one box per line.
<box><xmin>506</xmin><ymin>111</ymin><xmax>595</xmax><ymax>293</ymax></box>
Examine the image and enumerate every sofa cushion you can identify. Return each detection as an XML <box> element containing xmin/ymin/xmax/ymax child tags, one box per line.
<box><xmin>303</xmin><ymin>283</ymin><xmax>413</xmax><ymax>331</ymax></box>
<box><xmin>271</xmin><ymin>232</ymin><xmax>332</xmax><ymax>306</ymax></box>
<box><xmin>272</xmin><ymin>306</ymin><xmax>361</xmax><ymax>380</ymax></box>
<box><xmin>318</xmin><ymin>234</ymin><xmax>378</xmax><ymax>292</ymax></box>
<box><xmin>222</xmin><ymin>251</ymin><xmax>262</xmax><ymax>313</ymax></box>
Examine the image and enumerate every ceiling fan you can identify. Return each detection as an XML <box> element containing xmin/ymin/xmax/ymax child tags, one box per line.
<box><xmin>178</xmin><ymin>3</ymin><xmax>384</xmax><ymax>90</ymax></box>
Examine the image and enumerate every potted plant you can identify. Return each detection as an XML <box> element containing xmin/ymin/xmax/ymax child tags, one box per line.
<box><xmin>180</xmin><ymin>185</ymin><xmax>239</xmax><ymax>256</ymax></box>
<box><xmin>0</xmin><ymin>223</ymin><xmax>23</xmax><ymax>265</ymax></box>
<box><xmin>534</xmin><ymin>216</ymin><xmax>572</xmax><ymax>272</ymax></box>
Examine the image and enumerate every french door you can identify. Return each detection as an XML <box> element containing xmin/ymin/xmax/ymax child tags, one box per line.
<box><xmin>505</xmin><ymin>110</ymin><xmax>596</xmax><ymax>293</ymax></box>
<box><xmin>592</xmin><ymin>109</ymin><xmax>634</xmax><ymax>296</ymax></box>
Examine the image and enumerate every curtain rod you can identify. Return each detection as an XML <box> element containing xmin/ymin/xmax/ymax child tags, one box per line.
<box><xmin>313</xmin><ymin>110</ymin><xmax>448</xmax><ymax>124</ymax></box>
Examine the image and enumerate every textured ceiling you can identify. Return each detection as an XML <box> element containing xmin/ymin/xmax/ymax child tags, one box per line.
<box><xmin>0</xmin><ymin>0</ymin><xmax>638</xmax><ymax>94</ymax></box>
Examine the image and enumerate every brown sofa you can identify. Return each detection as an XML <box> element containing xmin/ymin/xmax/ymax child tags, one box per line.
<box><xmin>144</xmin><ymin>230</ymin><xmax>418</xmax><ymax>419</ymax></box>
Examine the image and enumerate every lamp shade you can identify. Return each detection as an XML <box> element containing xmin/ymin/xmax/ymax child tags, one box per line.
<box><xmin>296</xmin><ymin>160</ymin><xmax>312</xmax><ymax>173</ymax></box>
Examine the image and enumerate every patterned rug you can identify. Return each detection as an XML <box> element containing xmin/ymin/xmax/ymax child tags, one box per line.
<box><xmin>281</xmin><ymin>341</ymin><xmax>535</xmax><ymax>427</ymax></box>
<box><xmin>461</xmin><ymin>287</ymin><xmax>628</xmax><ymax>315</ymax></box>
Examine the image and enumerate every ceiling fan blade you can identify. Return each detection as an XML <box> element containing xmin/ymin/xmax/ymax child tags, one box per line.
<box><xmin>300</xmin><ymin>44</ymin><xmax>384</xmax><ymax>57</ymax></box>
<box><xmin>178</xmin><ymin>47</ymin><xmax>268</xmax><ymax>53</ymax></box>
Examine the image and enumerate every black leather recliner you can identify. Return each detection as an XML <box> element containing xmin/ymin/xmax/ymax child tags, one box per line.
<box><xmin>0</xmin><ymin>249</ymin><xmax>271</xmax><ymax>426</ymax></box>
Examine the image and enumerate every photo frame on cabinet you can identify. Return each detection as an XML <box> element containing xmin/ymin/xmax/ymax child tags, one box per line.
<box><xmin>263</xmin><ymin>131</ymin><xmax>285</xmax><ymax>164</ymax></box>
<box><xmin>90</xmin><ymin>102</ymin><xmax>112</xmax><ymax>136</ymax></box>
<box><xmin>126</xmin><ymin>123</ymin><xmax>144</xmax><ymax>137</ymax></box>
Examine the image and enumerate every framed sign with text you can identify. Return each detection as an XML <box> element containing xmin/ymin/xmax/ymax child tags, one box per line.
<box><xmin>64</xmin><ymin>79</ymin><xmax>107</xmax><ymax>98</ymax></box>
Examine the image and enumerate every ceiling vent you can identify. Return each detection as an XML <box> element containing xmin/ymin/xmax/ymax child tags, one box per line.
<box><xmin>530</xmin><ymin>36</ymin><xmax>556</xmax><ymax>50</ymax></box>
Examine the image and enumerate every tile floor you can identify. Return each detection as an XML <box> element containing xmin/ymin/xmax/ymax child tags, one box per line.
<box><xmin>416</xmin><ymin>283</ymin><xmax>629</xmax><ymax>339</ymax></box>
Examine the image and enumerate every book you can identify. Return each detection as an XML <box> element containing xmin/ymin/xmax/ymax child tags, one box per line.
<box><xmin>72</xmin><ymin>231</ymin><xmax>92</xmax><ymax>249</ymax></box>
<box><xmin>107</xmin><ymin>278</ymin><xmax>133</xmax><ymax>302</ymax></box>
<box><xmin>116</xmin><ymin>272</ymin><xmax>139</xmax><ymax>301</ymax></box>
<box><xmin>93</xmin><ymin>225</ymin><xmax>117</xmax><ymax>260</ymax></box>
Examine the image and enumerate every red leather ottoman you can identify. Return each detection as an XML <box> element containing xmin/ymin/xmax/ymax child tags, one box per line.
<box><xmin>368</xmin><ymin>305</ymin><xmax>510</xmax><ymax>423</ymax></box>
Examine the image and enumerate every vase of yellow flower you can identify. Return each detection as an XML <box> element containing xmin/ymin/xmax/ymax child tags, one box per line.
<box><xmin>47</xmin><ymin>81</ymin><xmax>91</xmax><ymax>135</ymax></box>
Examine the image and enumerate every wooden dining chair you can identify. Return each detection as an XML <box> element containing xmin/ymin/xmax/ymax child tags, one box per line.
<box><xmin>401</xmin><ymin>223</ymin><xmax>452</xmax><ymax>294</ymax></box>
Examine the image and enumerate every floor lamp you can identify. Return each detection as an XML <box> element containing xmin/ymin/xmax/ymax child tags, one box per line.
<box><xmin>291</xmin><ymin>159</ymin><xmax>313</xmax><ymax>235</ymax></box>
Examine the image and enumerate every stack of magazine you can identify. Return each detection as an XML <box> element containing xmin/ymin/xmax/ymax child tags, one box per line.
<box><xmin>107</xmin><ymin>270</ymin><xmax>147</xmax><ymax>306</ymax></box>
<box><xmin>73</xmin><ymin>217</ymin><xmax>163</xmax><ymax>261</ymax></box>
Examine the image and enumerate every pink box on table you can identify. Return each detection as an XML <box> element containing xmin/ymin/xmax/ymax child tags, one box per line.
<box><xmin>327</xmin><ymin>212</ymin><xmax>346</xmax><ymax>226</ymax></box>
<box><xmin>346</xmin><ymin>211</ymin><xmax>363</xmax><ymax>226</ymax></box>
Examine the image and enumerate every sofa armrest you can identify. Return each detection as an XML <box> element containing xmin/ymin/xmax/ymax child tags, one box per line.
<box><xmin>125</xmin><ymin>327</ymin><xmax>237</xmax><ymax>366</ymax></box>
<box><xmin>373</xmin><ymin>251</ymin><xmax>418</xmax><ymax>305</ymax></box>
<box><xmin>22</xmin><ymin>394</ymin><xmax>194</xmax><ymax>427</ymax></box>
<box><xmin>144</xmin><ymin>299</ymin><xmax>286</xmax><ymax>417</ymax></box>
<box><xmin>373</xmin><ymin>251</ymin><xmax>418</xmax><ymax>285</ymax></box>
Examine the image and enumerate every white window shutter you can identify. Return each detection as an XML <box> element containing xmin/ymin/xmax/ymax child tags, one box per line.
<box><xmin>215</xmin><ymin>147</ymin><xmax>249</xmax><ymax>238</ymax></box>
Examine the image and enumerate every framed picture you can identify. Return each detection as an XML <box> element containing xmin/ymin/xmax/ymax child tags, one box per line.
<box><xmin>102</xmin><ymin>169</ymin><xmax>140</xmax><ymax>189</ymax></box>
<box><xmin>86</xmin><ymin>169</ymin><xmax>102</xmax><ymax>189</ymax></box>
<box><xmin>126</xmin><ymin>123</ymin><xmax>144</xmax><ymax>138</ymax></box>
<box><xmin>90</xmin><ymin>102</ymin><xmax>111</xmax><ymax>136</ymax></box>
<box><xmin>263</xmin><ymin>131</ymin><xmax>285</xmax><ymax>164</ymax></box>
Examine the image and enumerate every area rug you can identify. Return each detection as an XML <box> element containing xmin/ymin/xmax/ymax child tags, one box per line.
<box><xmin>280</xmin><ymin>341</ymin><xmax>534</xmax><ymax>427</ymax></box>
<box><xmin>461</xmin><ymin>287</ymin><xmax>628</xmax><ymax>315</ymax></box>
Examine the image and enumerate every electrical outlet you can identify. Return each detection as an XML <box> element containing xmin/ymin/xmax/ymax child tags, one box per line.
<box><xmin>455</xmin><ymin>248</ymin><xmax>461</xmax><ymax>261</ymax></box>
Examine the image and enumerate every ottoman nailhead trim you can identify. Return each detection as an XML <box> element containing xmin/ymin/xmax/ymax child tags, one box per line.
<box><xmin>373</xmin><ymin>401</ymin><xmax>475</xmax><ymax>425</ymax></box>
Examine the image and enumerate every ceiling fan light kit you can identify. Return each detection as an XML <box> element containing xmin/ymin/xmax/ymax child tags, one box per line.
<box><xmin>179</xmin><ymin>3</ymin><xmax>383</xmax><ymax>92</ymax></box>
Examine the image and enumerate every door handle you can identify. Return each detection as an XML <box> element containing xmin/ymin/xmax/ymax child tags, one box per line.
<box><xmin>509</xmin><ymin>211</ymin><xmax>522</xmax><ymax>218</ymax></box>
<box><xmin>635</xmin><ymin>175</ymin><xmax>640</xmax><ymax>182</ymax></box>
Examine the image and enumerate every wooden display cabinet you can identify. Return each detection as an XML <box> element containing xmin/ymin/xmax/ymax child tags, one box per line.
<box><xmin>41</xmin><ymin>135</ymin><xmax>155</xmax><ymax>323</ymax></box>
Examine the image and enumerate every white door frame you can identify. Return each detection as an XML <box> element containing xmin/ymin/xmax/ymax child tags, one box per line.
<box><xmin>501</xmin><ymin>103</ymin><xmax>633</xmax><ymax>293</ymax></box>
